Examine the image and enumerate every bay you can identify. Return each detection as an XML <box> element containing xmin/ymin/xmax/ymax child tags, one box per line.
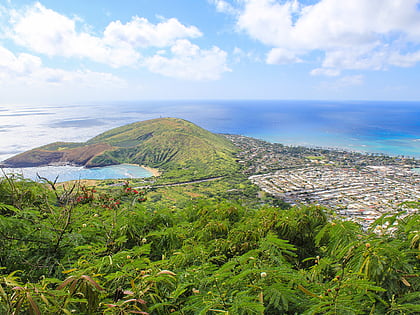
<box><xmin>1</xmin><ymin>164</ymin><xmax>152</xmax><ymax>183</ymax></box>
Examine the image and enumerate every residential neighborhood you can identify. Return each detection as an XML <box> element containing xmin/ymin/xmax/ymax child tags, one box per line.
<box><xmin>226</xmin><ymin>134</ymin><xmax>420</xmax><ymax>227</ymax></box>
<box><xmin>250</xmin><ymin>165</ymin><xmax>419</xmax><ymax>228</ymax></box>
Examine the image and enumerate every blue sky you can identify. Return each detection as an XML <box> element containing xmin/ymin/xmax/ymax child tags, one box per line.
<box><xmin>1</xmin><ymin>0</ymin><xmax>420</xmax><ymax>104</ymax></box>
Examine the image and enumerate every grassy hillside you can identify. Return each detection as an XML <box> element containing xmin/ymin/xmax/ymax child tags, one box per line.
<box><xmin>1</xmin><ymin>142</ymin><xmax>113</xmax><ymax>167</ymax></box>
<box><xmin>87</xmin><ymin>118</ymin><xmax>238</xmax><ymax>177</ymax></box>
<box><xmin>2</xmin><ymin>118</ymin><xmax>239</xmax><ymax>179</ymax></box>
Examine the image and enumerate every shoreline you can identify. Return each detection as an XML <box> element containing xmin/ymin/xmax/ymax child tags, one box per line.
<box><xmin>140</xmin><ymin>165</ymin><xmax>161</xmax><ymax>177</ymax></box>
<box><xmin>123</xmin><ymin>163</ymin><xmax>161</xmax><ymax>177</ymax></box>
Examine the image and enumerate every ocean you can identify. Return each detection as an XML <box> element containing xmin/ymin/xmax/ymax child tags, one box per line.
<box><xmin>1</xmin><ymin>100</ymin><xmax>419</xmax><ymax>181</ymax></box>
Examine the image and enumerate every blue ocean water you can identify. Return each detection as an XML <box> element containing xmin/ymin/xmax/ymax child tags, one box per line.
<box><xmin>0</xmin><ymin>100</ymin><xmax>419</xmax><ymax>174</ymax></box>
<box><xmin>2</xmin><ymin>164</ymin><xmax>152</xmax><ymax>183</ymax></box>
<box><xmin>112</xmin><ymin>100</ymin><xmax>419</xmax><ymax>158</ymax></box>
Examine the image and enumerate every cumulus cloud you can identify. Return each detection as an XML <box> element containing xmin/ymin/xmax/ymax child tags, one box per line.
<box><xmin>9</xmin><ymin>2</ymin><xmax>139</xmax><ymax>67</ymax></box>
<box><xmin>224</xmin><ymin>0</ymin><xmax>420</xmax><ymax>75</ymax></box>
<box><xmin>236</xmin><ymin>0</ymin><xmax>300</xmax><ymax>47</ymax></box>
<box><xmin>145</xmin><ymin>39</ymin><xmax>230</xmax><ymax>80</ymax></box>
<box><xmin>0</xmin><ymin>45</ymin><xmax>123</xmax><ymax>86</ymax></box>
<box><xmin>103</xmin><ymin>17</ymin><xmax>202</xmax><ymax>48</ymax></box>
<box><xmin>5</xmin><ymin>2</ymin><xmax>229</xmax><ymax>80</ymax></box>
<box><xmin>0</xmin><ymin>46</ymin><xmax>42</xmax><ymax>75</ymax></box>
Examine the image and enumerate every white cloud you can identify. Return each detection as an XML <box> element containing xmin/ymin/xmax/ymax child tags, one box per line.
<box><xmin>171</xmin><ymin>39</ymin><xmax>201</xmax><ymax>56</ymax></box>
<box><xmin>237</xmin><ymin>0</ymin><xmax>298</xmax><ymax>47</ymax></box>
<box><xmin>321</xmin><ymin>47</ymin><xmax>420</xmax><ymax>71</ymax></box>
<box><xmin>388</xmin><ymin>50</ymin><xmax>420</xmax><ymax>68</ymax></box>
<box><xmin>231</xmin><ymin>0</ymin><xmax>420</xmax><ymax>74</ymax></box>
<box><xmin>5</xmin><ymin>2</ymin><xmax>230</xmax><ymax>81</ymax></box>
<box><xmin>103</xmin><ymin>17</ymin><xmax>202</xmax><ymax>48</ymax></box>
<box><xmin>0</xmin><ymin>46</ymin><xmax>42</xmax><ymax>75</ymax></box>
<box><xmin>322</xmin><ymin>48</ymin><xmax>386</xmax><ymax>71</ymax></box>
<box><xmin>7</xmin><ymin>1</ymin><xmax>225</xmax><ymax>81</ymax></box>
<box><xmin>0</xmin><ymin>45</ymin><xmax>123</xmax><ymax>87</ymax></box>
<box><xmin>210</xmin><ymin>0</ymin><xmax>238</xmax><ymax>14</ymax></box>
<box><xmin>267</xmin><ymin>48</ymin><xmax>302</xmax><ymax>64</ymax></box>
<box><xmin>9</xmin><ymin>2</ymin><xmax>139</xmax><ymax>67</ymax></box>
<box><xmin>145</xmin><ymin>39</ymin><xmax>230</xmax><ymax>80</ymax></box>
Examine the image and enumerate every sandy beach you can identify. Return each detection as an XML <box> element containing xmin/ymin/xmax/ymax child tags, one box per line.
<box><xmin>141</xmin><ymin>165</ymin><xmax>161</xmax><ymax>177</ymax></box>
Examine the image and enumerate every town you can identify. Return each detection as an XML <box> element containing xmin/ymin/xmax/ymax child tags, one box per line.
<box><xmin>225</xmin><ymin>134</ymin><xmax>420</xmax><ymax>227</ymax></box>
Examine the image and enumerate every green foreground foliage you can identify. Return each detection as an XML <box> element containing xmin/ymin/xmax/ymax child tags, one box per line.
<box><xmin>0</xmin><ymin>174</ymin><xmax>419</xmax><ymax>314</ymax></box>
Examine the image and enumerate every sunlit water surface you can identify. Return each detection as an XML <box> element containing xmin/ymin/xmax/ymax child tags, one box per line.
<box><xmin>2</xmin><ymin>164</ymin><xmax>152</xmax><ymax>182</ymax></box>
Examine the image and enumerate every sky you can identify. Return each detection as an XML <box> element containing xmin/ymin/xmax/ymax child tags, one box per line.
<box><xmin>1</xmin><ymin>0</ymin><xmax>420</xmax><ymax>104</ymax></box>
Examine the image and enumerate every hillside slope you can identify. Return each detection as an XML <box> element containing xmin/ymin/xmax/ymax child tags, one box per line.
<box><xmin>2</xmin><ymin>118</ymin><xmax>239</xmax><ymax>178</ymax></box>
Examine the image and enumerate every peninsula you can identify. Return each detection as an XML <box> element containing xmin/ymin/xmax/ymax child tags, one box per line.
<box><xmin>1</xmin><ymin>117</ymin><xmax>239</xmax><ymax>179</ymax></box>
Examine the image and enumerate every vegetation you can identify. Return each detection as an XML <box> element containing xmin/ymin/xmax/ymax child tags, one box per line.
<box><xmin>1</xmin><ymin>118</ymin><xmax>419</xmax><ymax>313</ymax></box>
<box><xmin>0</xmin><ymin>172</ymin><xmax>419</xmax><ymax>314</ymax></box>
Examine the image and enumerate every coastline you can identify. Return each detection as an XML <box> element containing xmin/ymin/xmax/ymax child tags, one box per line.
<box><xmin>140</xmin><ymin>165</ymin><xmax>161</xmax><ymax>177</ymax></box>
<box><xmin>124</xmin><ymin>163</ymin><xmax>161</xmax><ymax>176</ymax></box>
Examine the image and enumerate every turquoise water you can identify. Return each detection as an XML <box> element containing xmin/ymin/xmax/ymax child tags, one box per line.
<box><xmin>2</xmin><ymin>164</ymin><xmax>152</xmax><ymax>183</ymax></box>
<box><xmin>413</xmin><ymin>168</ymin><xmax>420</xmax><ymax>175</ymax></box>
